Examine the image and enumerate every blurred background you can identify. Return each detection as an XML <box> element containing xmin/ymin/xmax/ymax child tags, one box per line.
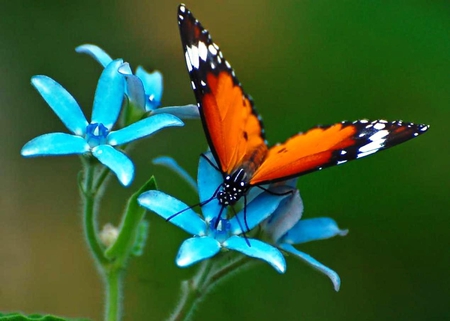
<box><xmin>0</xmin><ymin>1</ymin><xmax>449</xmax><ymax>320</ymax></box>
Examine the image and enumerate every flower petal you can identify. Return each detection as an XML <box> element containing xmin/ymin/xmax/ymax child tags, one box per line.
<box><xmin>280</xmin><ymin>217</ymin><xmax>348</xmax><ymax>245</ymax></box>
<box><xmin>279</xmin><ymin>243</ymin><xmax>341</xmax><ymax>291</ymax></box>
<box><xmin>107</xmin><ymin>113</ymin><xmax>184</xmax><ymax>146</ymax></box>
<box><xmin>31</xmin><ymin>76</ymin><xmax>88</xmax><ymax>136</ymax></box>
<box><xmin>151</xmin><ymin>105</ymin><xmax>200</xmax><ymax>119</ymax></box>
<box><xmin>92</xmin><ymin>145</ymin><xmax>134</xmax><ymax>186</ymax></box>
<box><xmin>21</xmin><ymin>133</ymin><xmax>89</xmax><ymax>156</ymax></box>
<box><xmin>135</xmin><ymin>66</ymin><xmax>163</xmax><ymax>110</ymax></box>
<box><xmin>75</xmin><ymin>44</ymin><xmax>113</xmax><ymax>67</ymax></box>
<box><xmin>224</xmin><ymin>236</ymin><xmax>286</xmax><ymax>273</ymax></box>
<box><xmin>262</xmin><ymin>189</ymin><xmax>303</xmax><ymax>243</ymax></box>
<box><xmin>119</xmin><ymin>63</ymin><xmax>146</xmax><ymax>110</ymax></box>
<box><xmin>229</xmin><ymin>191</ymin><xmax>290</xmax><ymax>234</ymax></box>
<box><xmin>197</xmin><ymin>152</ymin><xmax>223</xmax><ymax>221</ymax></box>
<box><xmin>91</xmin><ymin>59</ymin><xmax>125</xmax><ymax>129</ymax></box>
<box><xmin>137</xmin><ymin>190</ymin><xmax>207</xmax><ymax>235</ymax></box>
<box><xmin>152</xmin><ymin>156</ymin><xmax>197</xmax><ymax>192</ymax></box>
<box><xmin>176</xmin><ymin>237</ymin><xmax>221</xmax><ymax>267</ymax></box>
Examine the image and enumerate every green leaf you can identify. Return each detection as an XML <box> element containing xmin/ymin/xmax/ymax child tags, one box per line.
<box><xmin>0</xmin><ymin>312</ymin><xmax>90</xmax><ymax>321</ymax></box>
<box><xmin>131</xmin><ymin>219</ymin><xmax>150</xmax><ymax>256</ymax></box>
<box><xmin>104</xmin><ymin>176</ymin><xmax>157</xmax><ymax>261</ymax></box>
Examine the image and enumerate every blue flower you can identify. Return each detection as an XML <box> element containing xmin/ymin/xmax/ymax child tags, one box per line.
<box><xmin>261</xmin><ymin>182</ymin><xmax>348</xmax><ymax>291</ymax></box>
<box><xmin>75</xmin><ymin>44</ymin><xmax>199</xmax><ymax>119</ymax></box>
<box><xmin>148</xmin><ymin>155</ymin><xmax>348</xmax><ymax>289</ymax></box>
<box><xmin>21</xmin><ymin>59</ymin><xmax>184</xmax><ymax>186</ymax></box>
<box><xmin>138</xmin><ymin>153</ymin><xmax>289</xmax><ymax>273</ymax></box>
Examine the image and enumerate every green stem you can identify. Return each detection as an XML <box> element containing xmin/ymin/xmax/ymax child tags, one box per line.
<box><xmin>167</xmin><ymin>260</ymin><xmax>213</xmax><ymax>321</ymax></box>
<box><xmin>105</xmin><ymin>267</ymin><xmax>122</xmax><ymax>321</ymax></box>
<box><xmin>81</xmin><ymin>157</ymin><xmax>122</xmax><ymax>320</ymax></box>
<box><xmin>200</xmin><ymin>256</ymin><xmax>251</xmax><ymax>294</ymax></box>
<box><xmin>82</xmin><ymin>159</ymin><xmax>107</xmax><ymax>266</ymax></box>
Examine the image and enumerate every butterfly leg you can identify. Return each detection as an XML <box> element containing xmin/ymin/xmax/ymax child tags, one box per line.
<box><xmin>200</xmin><ymin>153</ymin><xmax>221</xmax><ymax>172</ymax></box>
<box><xmin>167</xmin><ymin>184</ymin><xmax>222</xmax><ymax>221</ymax></box>
<box><xmin>257</xmin><ymin>185</ymin><xmax>295</xmax><ymax>197</ymax></box>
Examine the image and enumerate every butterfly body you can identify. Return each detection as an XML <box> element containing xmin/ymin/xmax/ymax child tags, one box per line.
<box><xmin>178</xmin><ymin>4</ymin><xmax>429</xmax><ymax>211</ymax></box>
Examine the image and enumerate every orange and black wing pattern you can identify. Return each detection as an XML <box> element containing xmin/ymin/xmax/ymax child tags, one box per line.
<box><xmin>251</xmin><ymin>119</ymin><xmax>429</xmax><ymax>185</ymax></box>
<box><xmin>178</xmin><ymin>4</ymin><xmax>430</xmax><ymax>192</ymax></box>
<box><xmin>178</xmin><ymin>4</ymin><xmax>266</xmax><ymax>175</ymax></box>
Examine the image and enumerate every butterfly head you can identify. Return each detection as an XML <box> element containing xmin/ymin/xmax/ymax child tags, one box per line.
<box><xmin>217</xmin><ymin>168</ymin><xmax>250</xmax><ymax>206</ymax></box>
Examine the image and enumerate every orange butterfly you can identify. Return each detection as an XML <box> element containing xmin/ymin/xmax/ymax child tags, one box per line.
<box><xmin>178</xmin><ymin>4</ymin><xmax>429</xmax><ymax>207</ymax></box>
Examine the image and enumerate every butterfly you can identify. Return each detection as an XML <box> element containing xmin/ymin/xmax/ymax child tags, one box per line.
<box><xmin>177</xmin><ymin>4</ymin><xmax>429</xmax><ymax>209</ymax></box>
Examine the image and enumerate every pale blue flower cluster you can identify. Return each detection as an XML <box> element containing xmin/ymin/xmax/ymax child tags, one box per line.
<box><xmin>139</xmin><ymin>153</ymin><xmax>348</xmax><ymax>291</ymax></box>
<box><xmin>21</xmin><ymin>45</ymin><xmax>197</xmax><ymax>186</ymax></box>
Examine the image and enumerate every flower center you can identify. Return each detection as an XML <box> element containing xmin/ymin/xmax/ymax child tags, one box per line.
<box><xmin>208</xmin><ymin>217</ymin><xmax>231</xmax><ymax>243</ymax></box>
<box><xmin>147</xmin><ymin>94</ymin><xmax>161</xmax><ymax>111</ymax></box>
<box><xmin>85</xmin><ymin>123</ymin><xmax>109</xmax><ymax>147</ymax></box>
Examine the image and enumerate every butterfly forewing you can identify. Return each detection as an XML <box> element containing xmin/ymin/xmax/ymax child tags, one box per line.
<box><xmin>178</xmin><ymin>5</ymin><xmax>430</xmax><ymax>206</ymax></box>
<box><xmin>250</xmin><ymin>120</ymin><xmax>429</xmax><ymax>185</ymax></box>
<box><xmin>178</xmin><ymin>4</ymin><xmax>266</xmax><ymax>175</ymax></box>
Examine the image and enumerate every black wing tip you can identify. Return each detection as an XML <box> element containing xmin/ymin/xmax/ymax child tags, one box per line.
<box><xmin>178</xmin><ymin>4</ymin><xmax>193</xmax><ymax>25</ymax></box>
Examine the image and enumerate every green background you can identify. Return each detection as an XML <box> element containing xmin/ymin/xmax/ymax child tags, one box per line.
<box><xmin>1</xmin><ymin>1</ymin><xmax>448</xmax><ymax>320</ymax></box>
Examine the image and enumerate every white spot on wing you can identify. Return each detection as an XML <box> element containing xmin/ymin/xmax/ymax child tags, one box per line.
<box><xmin>208</xmin><ymin>44</ymin><xmax>217</xmax><ymax>55</ymax></box>
<box><xmin>185</xmin><ymin>51</ymin><xmax>192</xmax><ymax>72</ymax></box>
<box><xmin>198</xmin><ymin>41</ymin><xmax>208</xmax><ymax>62</ymax></box>
<box><xmin>373</xmin><ymin>122</ymin><xmax>386</xmax><ymax>130</ymax></box>
<box><xmin>179</xmin><ymin>5</ymin><xmax>185</xmax><ymax>13</ymax></box>
<box><xmin>369</xmin><ymin>129</ymin><xmax>389</xmax><ymax>142</ymax></box>
<box><xmin>357</xmin><ymin>140</ymin><xmax>385</xmax><ymax>157</ymax></box>
<box><xmin>186</xmin><ymin>45</ymin><xmax>200</xmax><ymax>69</ymax></box>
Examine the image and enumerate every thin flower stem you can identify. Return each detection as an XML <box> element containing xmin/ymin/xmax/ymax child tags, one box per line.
<box><xmin>105</xmin><ymin>267</ymin><xmax>123</xmax><ymax>321</ymax></box>
<box><xmin>94</xmin><ymin>165</ymin><xmax>111</xmax><ymax>192</ymax></box>
<box><xmin>81</xmin><ymin>157</ymin><xmax>122</xmax><ymax>321</ymax></box>
<box><xmin>200</xmin><ymin>255</ymin><xmax>252</xmax><ymax>294</ymax></box>
<box><xmin>82</xmin><ymin>160</ymin><xmax>108</xmax><ymax>266</ymax></box>
<box><xmin>167</xmin><ymin>260</ymin><xmax>213</xmax><ymax>321</ymax></box>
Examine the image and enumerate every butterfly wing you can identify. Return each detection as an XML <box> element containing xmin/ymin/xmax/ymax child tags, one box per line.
<box><xmin>250</xmin><ymin>119</ymin><xmax>429</xmax><ymax>185</ymax></box>
<box><xmin>178</xmin><ymin>5</ymin><xmax>266</xmax><ymax>175</ymax></box>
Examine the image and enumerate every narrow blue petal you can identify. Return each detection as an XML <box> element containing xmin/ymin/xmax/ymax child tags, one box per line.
<box><xmin>135</xmin><ymin>66</ymin><xmax>163</xmax><ymax>106</ymax></box>
<box><xmin>280</xmin><ymin>217</ymin><xmax>348</xmax><ymax>245</ymax></box>
<box><xmin>279</xmin><ymin>243</ymin><xmax>341</xmax><ymax>291</ymax></box>
<box><xmin>152</xmin><ymin>156</ymin><xmax>197</xmax><ymax>193</ymax></box>
<box><xmin>137</xmin><ymin>190</ymin><xmax>207</xmax><ymax>235</ymax></box>
<box><xmin>176</xmin><ymin>237</ymin><xmax>221</xmax><ymax>267</ymax></box>
<box><xmin>31</xmin><ymin>76</ymin><xmax>88</xmax><ymax>136</ymax></box>
<box><xmin>107</xmin><ymin>114</ymin><xmax>184</xmax><ymax>146</ymax></box>
<box><xmin>91</xmin><ymin>59</ymin><xmax>125</xmax><ymax>129</ymax></box>
<box><xmin>75</xmin><ymin>44</ymin><xmax>113</xmax><ymax>68</ymax></box>
<box><xmin>92</xmin><ymin>145</ymin><xmax>134</xmax><ymax>186</ymax></box>
<box><xmin>197</xmin><ymin>152</ymin><xmax>223</xmax><ymax>221</ymax></box>
<box><xmin>151</xmin><ymin>105</ymin><xmax>200</xmax><ymax>119</ymax></box>
<box><xmin>119</xmin><ymin>63</ymin><xmax>146</xmax><ymax>110</ymax></box>
<box><xmin>224</xmin><ymin>236</ymin><xmax>286</xmax><ymax>273</ymax></box>
<box><xmin>21</xmin><ymin>133</ymin><xmax>89</xmax><ymax>157</ymax></box>
<box><xmin>262</xmin><ymin>189</ymin><xmax>303</xmax><ymax>243</ymax></box>
<box><xmin>229</xmin><ymin>191</ymin><xmax>290</xmax><ymax>234</ymax></box>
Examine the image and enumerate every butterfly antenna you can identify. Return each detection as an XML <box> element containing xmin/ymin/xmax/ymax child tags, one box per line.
<box><xmin>166</xmin><ymin>184</ymin><xmax>222</xmax><ymax>221</ymax></box>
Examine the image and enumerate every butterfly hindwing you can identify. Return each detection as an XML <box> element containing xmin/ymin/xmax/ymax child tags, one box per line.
<box><xmin>250</xmin><ymin>119</ymin><xmax>429</xmax><ymax>185</ymax></box>
<box><xmin>178</xmin><ymin>4</ymin><xmax>430</xmax><ymax>202</ymax></box>
<box><xmin>178</xmin><ymin>4</ymin><xmax>266</xmax><ymax>175</ymax></box>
